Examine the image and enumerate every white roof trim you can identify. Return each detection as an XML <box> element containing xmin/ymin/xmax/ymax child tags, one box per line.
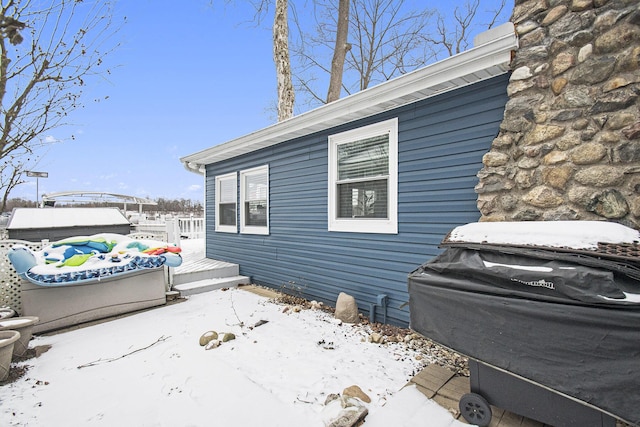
<box><xmin>181</xmin><ymin>23</ymin><xmax>517</xmax><ymax>174</ymax></box>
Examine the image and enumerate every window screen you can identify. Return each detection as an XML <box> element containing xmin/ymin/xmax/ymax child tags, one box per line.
<box><xmin>218</xmin><ymin>177</ymin><xmax>236</xmax><ymax>226</ymax></box>
<box><xmin>336</xmin><ymin>134</ymin><xmax>389</xmax><ymax>219</ymax></box>
<box><xmin>243</xmin><ymin>168</ymin><xmax>268</xmax><ymax>228</ymax></box>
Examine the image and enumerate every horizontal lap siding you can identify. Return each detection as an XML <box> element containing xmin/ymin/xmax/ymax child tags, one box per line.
<box><xmin>205</xmin><ymin>74</ymin><xmax>509</xmax><ymax>326</ymax></box>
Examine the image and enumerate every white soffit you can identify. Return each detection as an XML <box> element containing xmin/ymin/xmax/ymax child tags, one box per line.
<box><xmin>182</xmin><ymin>23</ymin><xmax>517</xmax><ymax>174</ymax></box>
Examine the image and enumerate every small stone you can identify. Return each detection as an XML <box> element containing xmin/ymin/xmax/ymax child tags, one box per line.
<box><xmin>551</xmin><ymin>77</ymin><xmax>568</xmax><ymax>95</ymax></box>
<box><xmin>222</xmin><ymin>332</ymin><xmax>236</xmax><ymax>342</ymax></box>
<box><xmin>541</xmin><ymin>5</ymin><xmax>567</xmax><ymax>26</ymax></box>
<box><xmin>516</xmin><ymin>20</ymin><xmax>539</xmax><ymax>36</ymax></box>
<box><xmin>310</xmin><ymin>300</ymin><xmax>323</xmax><ymax>310</ymax></box>
<box><xmin>507</xmin><ymin>79</ymin><xmax>535</xmax><ymax>95</ymax></box>
<box><xmin>324</xmin><ymin>393</ymin><xmax>341</xmax><ymax>405</ymax></box>
<box><xmin>570</xmin><ymin>0</ymin><xmax>592</xmax><ymax>12</ymax></box>
<box><xmin>515</xmin><ymin>170</ymin><xmax>537</xmax><ymax>189</ymax></box>
<box><xmin>199</xmin><ymin>331</ymin><xmax>218</xmax><ymax>346</ymax></box>
<box><xmin>513</xmin><ymin>0</ymin><xmax>546</xmax><ymax>23</ymax></box>
<box><xmin>617</xmin><ymin>46</ymin><xmax>640</xmax><ymax>73</ymax></box>
<box><xmin>623</xmin><ymin>123</ymin><xmax>640</xmax><ymax>140</ymax></box>
<box><xmin>511</xmin><ymin>66</ymin><xmax>532</xmax><ymax>80</ymax></box>
<box><xmin>594</xmin><ymin>131</ymin><xmax>621</xmax><ymax>145</ymax></box>
<box><xmin>557</xmin><ymin>88</ymin><xmax>593</xmax><ymax>109</ymax></box>
<box><xmin>204</xmin><ymin>340</ymin><xmax>220</xmax><ymax>350</ymax></box>
<box><xmin>335</xmin><ymin>292</ymin><xmax>359</xmax><ymax>324</ymax></box>
<box><xmin>578</xmin><ymin>44</ymin><xmax>592</xmax><ymax>62</ymax></box>
<box><xmin>589</xmin><ymin>89</ymin><xmax>638</xmax><ymax>115</ymax></box>
<box><xmin>542</xmin><ymin>207</ymin><xmax>580</xmax><ymax>221</ymax></box>
<box><xmin>543</xmin><ymin>165</ymin><xmax>573</xmax><ymax>189</ymax></box>
<box><xmin>517</xmin><ymin>157</ymin><xmax>540</xmax><ymax>170</ymax></box>
<box><xmin>516</xmin><ymin>21</ymin><xmax>538</xmax><ymax>36</ymax></box>
<box><xmin>524</xmin><ymin>124</ymin><xmax>566</xmax><ymax>146</ymax></box>
<box><xmin>571</xmin><ymin>56</ymin><xmax>616</xmax><ymax>85</ymax></box>
<box><xmin>543</xmin><ymin>150</ymin><xmax>568</xmax><ymax>165</ymax></box>
<box><xmin>570</xmin><ymin>143</ymin><xmax>607</xmax><ymax>164</ymax></box>
<box><xmin>483</xmin><ymin>152</ymin><xmax>509</xmax><ymax>167</ymax></box>
<box><xmin>607</xmin><ymin>113</ymin><xmax>637</xmax><ymax>130</ymax></box>
<box><xmin>594</xmin><ymin>23</ymin><xmax>640</xmax><ymax>54</ymax></box>
<box><xmin>523</xmin><ymin>186</ymin><xmax>564</xmax><ymax>208</ymax></box>
<box><xmin>325</xmin><ymin>400</ymin><xmax>368</xmax><ymax>427</ymax></box>
<box><xmin>615</xmin><ymin>142</ymin><xmax>640</xmax><ymax>162</ymax></box>
<box><xmin>587</xmin><ymin>190</ymin><xmax>630</xmax><ymax>219</ymax></box>
<box><xmin>370</xmin><ymin>333</ymin><xmax>384</xmax><ymax>344</ymax></box>
<box><xmin>602</xmin><ymin>76</ymin><xmax>634</xmax><ymax>92</ymax></box>
<box><xmin>574</xmin><ymin>166</ymin><xmax>625</xmax><ymax>187</ymax></box>
<box><xmin>343</xmin><ymin>385</ymin><xmax>371</xmax><ymax>403</ymax></box>
<box><xmin>552</xmin><ymin>51</ymin><xmax>575</xmax><ymax>76</ymax></box>
<box><xmin>629</xmin><ymin>197</ymin><xmax>640</xmax><ymax>218</ymax></box>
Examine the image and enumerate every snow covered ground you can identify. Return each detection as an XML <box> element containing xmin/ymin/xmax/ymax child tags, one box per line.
<box><xmin>0</xmin><ymin>238</ymin><xmax>464</xmax><ymax>427</ymax></box>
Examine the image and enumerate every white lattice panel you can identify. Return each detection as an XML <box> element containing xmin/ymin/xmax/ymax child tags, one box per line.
<box><xmin>0</xmin><ymin>239</ymin><xmax>43</xmax><ymax>315</ymax></box>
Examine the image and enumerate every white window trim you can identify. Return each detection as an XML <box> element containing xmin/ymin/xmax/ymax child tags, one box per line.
<box><xmin>240</xmin><ymin>165</ymin><xmax>269</xmax><ymax>235</ymax></box>
<box><xmin>328</xmin><ymin>118</ymin><xmax>398</xmax><ymax>234</ymax></box>
<box><xmin>215</xmin><ymin>172</ymin><xmax>237</xmax><ymax>233</ymax></box>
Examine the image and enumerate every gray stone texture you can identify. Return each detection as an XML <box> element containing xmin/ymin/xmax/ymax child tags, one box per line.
<box><xmin>477</xmin><ymin>0</ymin><xmax>640</xmax><ymax>228</ymax></box>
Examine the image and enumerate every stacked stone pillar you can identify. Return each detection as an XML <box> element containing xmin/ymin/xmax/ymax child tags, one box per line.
<box><xmin>476</xmin><ymin>0</ymin><xmax>640</xmax><ymax>227</ymax></box>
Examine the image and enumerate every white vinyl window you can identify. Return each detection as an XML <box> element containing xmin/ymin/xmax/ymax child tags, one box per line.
<box><xmin>240</xmin><ymin>165</ymin><xmax>269</xmax><ymax>235</ymax></box>
<box><xmin>328</xmin><ymin>118</ymin><xmax>398</xmax><ymax>234</ymax></box>
<box><xmin>215</xmin><ymin>172</ymin><xmax>237</xmax><ymax>233</ymax></box>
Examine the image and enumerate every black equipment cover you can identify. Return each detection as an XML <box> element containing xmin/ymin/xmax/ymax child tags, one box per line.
<box><xmin>408</xmin><ymin>246</ymin><xmax>640</xmax><ymax>425</ymax></box>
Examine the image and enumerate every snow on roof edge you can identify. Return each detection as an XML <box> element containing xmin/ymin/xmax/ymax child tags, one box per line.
<box><xmin>7</xmin><ymin>207</ymin><xmax>130</xmax><ymax>229</ymax></box>
<box><xmin>446</xmin><ymin>221</ymin><xmax>640</xmax><ymax>250</ymax></box>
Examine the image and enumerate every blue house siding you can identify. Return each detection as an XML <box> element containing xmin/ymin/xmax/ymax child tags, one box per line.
<box><xmin>205</xmin><ymin>73</ymin><xmax>509</xmax><ymax>325</ymax></box>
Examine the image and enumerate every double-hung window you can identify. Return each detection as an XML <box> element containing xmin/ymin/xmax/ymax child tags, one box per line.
<box><xmin>240</xmin><ymin>165</ymin><xmax>269</xmax><ymax>235</ymax></box>
<box><xmin>215</xmin><ymin>172</ymin><xmax>237</xmax><ymax>233</ymax></box>
<box><xmin>328</xmin><ymin>118</ymin><xmax>398</xmax><ymax>234</ymax></box>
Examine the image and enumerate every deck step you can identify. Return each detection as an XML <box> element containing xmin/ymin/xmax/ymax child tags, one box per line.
<box><xmin>172</xmin><ymin>258</ymin><xmax>240</xmax><ymax>286</ymax></box>
<box><xmin>173</xmin><ymin>276</ymin><xmax>251</xmax><ymax>296</ymax></box>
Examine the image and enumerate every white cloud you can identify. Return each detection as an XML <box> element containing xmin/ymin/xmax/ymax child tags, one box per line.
<box><xmin>43</xmin><ymin>135</ymin><xmax>59</xmax><ymax>143</ymax></box>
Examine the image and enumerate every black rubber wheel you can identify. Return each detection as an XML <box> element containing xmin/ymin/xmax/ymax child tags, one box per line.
<box><xmin>459</xmin><ymin>393</ymin><xmax>492</xmax><ymax>427</ymax></box>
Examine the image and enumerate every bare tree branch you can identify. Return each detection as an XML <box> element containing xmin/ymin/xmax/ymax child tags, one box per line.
<box><xmin>0</xmin><ymin>0</ymin><xmax>122</xmax><ymax>211</ymax></box>
<box><xmin>77</xmin><ymin>336</ymin><xmax>170</xmax><ymax>369</ymax></box>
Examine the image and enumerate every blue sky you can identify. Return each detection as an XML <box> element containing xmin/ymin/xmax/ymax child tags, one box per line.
<box><xmin>13</xmin><ymin>0</ymin><xmax>512</xmax><ymax>203</ymax></box>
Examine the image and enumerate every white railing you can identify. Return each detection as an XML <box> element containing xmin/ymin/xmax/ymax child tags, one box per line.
<box><xmin>131</xmin><ymin>217</ymin><xmax>205</xmax><ymax>243</ymax></box>
<box><xmin>178</xmin><ymin>217</ymin><xmax>205</xmax><ymax>239</ymax></box>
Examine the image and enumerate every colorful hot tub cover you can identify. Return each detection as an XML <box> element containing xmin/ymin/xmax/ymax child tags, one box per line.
<box><xmin>8</xmin><ymin>233</ymin><xmax>182</xmax><ymax>287</ymax></box>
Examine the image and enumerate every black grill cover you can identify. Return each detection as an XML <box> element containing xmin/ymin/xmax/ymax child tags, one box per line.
<box><xmin>408</xmin><ymin>247</ymin><xmax>640</xmax><ymax>425</ymax></box>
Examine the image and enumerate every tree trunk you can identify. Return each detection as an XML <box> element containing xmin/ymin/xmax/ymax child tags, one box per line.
<box><xmin>326</xmin><ymin>0</ymin><xmax>350</xmax><ymax>103</ymax></box>
<box><xmin>273</xmin><ymin>0</ymin><xmax>294</xmax><ymax>121</ymax></box>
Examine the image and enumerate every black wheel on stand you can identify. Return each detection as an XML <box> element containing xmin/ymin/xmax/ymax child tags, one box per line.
<box><xmin>459</xmin><ymin>392</ymin><xmax>492</xmax><ymax>426</ymax></box>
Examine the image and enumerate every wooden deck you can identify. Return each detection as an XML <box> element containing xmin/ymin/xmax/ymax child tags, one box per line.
<box><xmin>408</xmin><ymin>365</ymin><xmax>630</xmax><ymax>427</ymax></box>
<box><xmin>408</xmin><ymin>364</ymin><xmax>547</xmax><ymax>427</ymax></box>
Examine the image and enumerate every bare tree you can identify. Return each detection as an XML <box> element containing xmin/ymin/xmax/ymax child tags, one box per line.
<box><xmin>0</xmin><ymin>0</ymin><xmax>120</xmax><ymax>211</ymax></box>
<box><xmin>325</xmin><ymin>0</ymin><xmax>349</xmax><ymax>103</ymax></box>
<box><xmin>291</xmin><ymin>0</ymin><xmax>434</xmax><ymax>107</ymax></box>
<box><xmin>424</xmin><ymin>0</ymin><xmax>508</xmax><ymax>59</ymax></box>
<box><xmin>273</xmin><ymin>0</ymin><xmax>294</xmax><ymax>120</ymax></box>
<box><xmin>291</xmin><ymin>0</ymin><xmax>509</xmax><ymax>109</ymax></box>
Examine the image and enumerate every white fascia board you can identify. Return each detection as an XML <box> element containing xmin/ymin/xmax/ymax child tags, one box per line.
<box><xmin>181</xmin><ymin>24</ymin><xmax>517</xmax><ymax>174</ymax></box>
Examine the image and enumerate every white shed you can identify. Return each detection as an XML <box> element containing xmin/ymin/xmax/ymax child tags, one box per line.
<box><xmin>6</xmin><ymin>207</ymin><xmax>131</xmax><ymax>242</ymax></box>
